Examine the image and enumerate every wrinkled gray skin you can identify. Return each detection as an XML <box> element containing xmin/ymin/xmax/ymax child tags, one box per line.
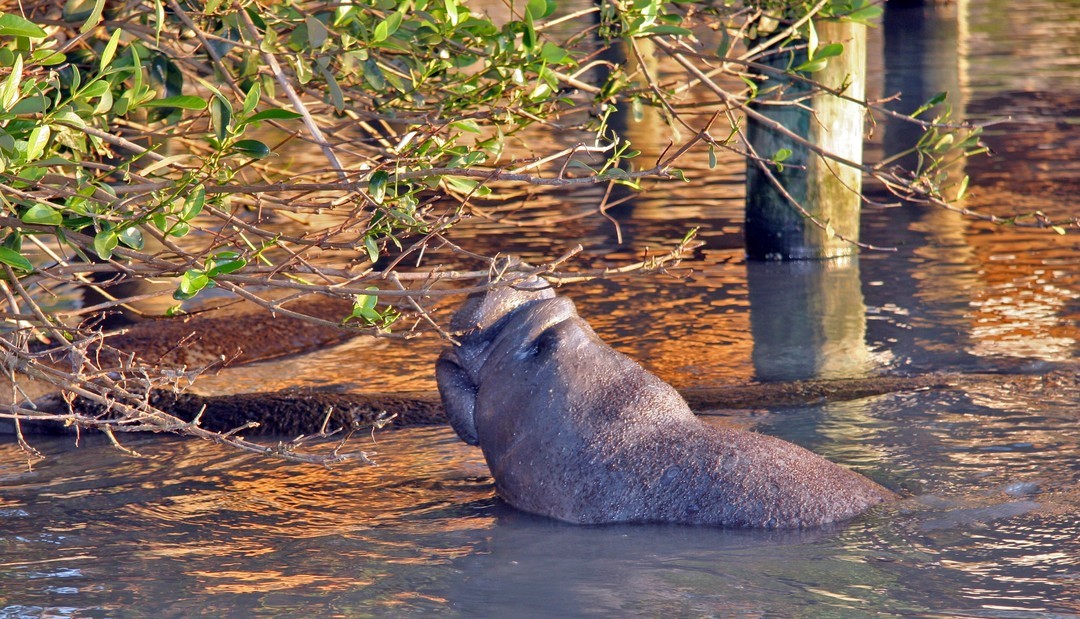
<box><xmin>436</xmin><ymin>277</ymin><xmax>895</xmax><ymax>528</ymax></box>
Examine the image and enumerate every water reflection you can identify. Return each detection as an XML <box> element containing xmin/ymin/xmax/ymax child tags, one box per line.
<box><xmin>3</xmin><ymin>383</ymin><xmax>1078</xmax><ymax>616</ymax></box>
<box><xmin>747</xmin><ymin>258</ymin><xmax>872</xmax><ymax>381</ymax></box>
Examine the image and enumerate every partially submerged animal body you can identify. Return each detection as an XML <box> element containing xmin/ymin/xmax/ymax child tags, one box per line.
<box><xmin>436</xmin><ymin>275</ymin><xmax>895</xmax><ymax>528</ymax></box>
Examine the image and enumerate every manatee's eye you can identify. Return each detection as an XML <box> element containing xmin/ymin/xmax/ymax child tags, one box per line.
<box><xmin>516</xmin><ymin>324</ymin><xmax>559</xmax><ymax>360</ymax></box>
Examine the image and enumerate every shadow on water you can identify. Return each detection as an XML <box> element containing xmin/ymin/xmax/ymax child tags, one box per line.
<box><xmin>3</xmin><ymin>0</ymin><xmax>1079</xmax><ymax>616</ymax></box>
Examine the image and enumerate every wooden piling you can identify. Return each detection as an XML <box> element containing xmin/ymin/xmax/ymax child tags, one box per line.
<box><xmin>745</xmin><ymin>19</ymin><xmax>868</xmax><ymax>260</ymax></box>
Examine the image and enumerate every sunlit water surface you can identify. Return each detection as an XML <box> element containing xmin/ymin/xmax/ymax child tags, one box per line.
<box><xmin>3</xmin><ymin>1</ymin><xmax>1079</xmax><ymax>617</ymax></box>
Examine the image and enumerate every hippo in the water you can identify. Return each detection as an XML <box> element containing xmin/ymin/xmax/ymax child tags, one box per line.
<box><xmin>436</xmin><ymin>273</ymin><xmax>895</xmax><ymax>528</ymax></box>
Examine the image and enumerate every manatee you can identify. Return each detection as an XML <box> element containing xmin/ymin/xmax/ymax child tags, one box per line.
<box><xmin>436</xmin><ymin>274</ymin><xmax>895</xmax><ymax>528</ymax></box>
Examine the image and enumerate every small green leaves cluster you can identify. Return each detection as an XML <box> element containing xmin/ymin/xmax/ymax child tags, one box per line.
<box><xmin>599</xmin><ymin>0</ymin><xmax>692</xmax><ymax>39</ymax></box>
<box><xmin>745</xmin><ymin>0</ymin><xmax>881</xmax><ymax>24</ymax></box>
<box><xmin>907</xmin><ymin>92</ymin><xmax>988</xmax><ymax>202</ymax></box>
<box><xmin>174</xmin><ymin>251</ymin><xmax>248</xmax><ymax>301</ymax></box>
<box><xmin>0</xmin><ymin>8</ymin><xmax>280</xmax><ymax>282</ymax></box>
<box><xmin>729</xmin><ymin>0</ymin><xmax>881</xmax><ymax>84</ymax></box>
<box><xmin>346</xmin><ymin>287</ymin><xmax>400</xmax><ymax>331</ymax></box>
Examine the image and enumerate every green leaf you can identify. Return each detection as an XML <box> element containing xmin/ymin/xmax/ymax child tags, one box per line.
<box><xmin>955</xmin><ymin>174</ymin><xmax>970</xmax><ymax>201</ymax></box>
<box><xmin>814</xmin><ymin>43</ymin><xmax>845</xmax><ymax>61</ymax></box>
<box><xmin>118</xmin><ymin>226</ymin><xmax>144</xmax><ymax>249</ymax></box>
<box><xmin>369</xmin><ymin>170</ymin><xmax>388</xmax><ymax>203</ymax></box>
<box><xmin>323</xmin><ymin>70</ymin><xmax>344</xmax><ymax>112</ymax></box>
<box><xmin>94</xmin><ymin>229</ymin><xmax>119</xmax><ymax>260</ymax></box>
<box><xmin>349</xmin><ymin>287</ymin><xmax>387</xmax><ymax>324</ymax></box>
<box><xmin>794</xmin><ymin>58</ymin><xmax>828</xmax><ymax>73</ymax></box>
<box><xmin>31</xmin><ymin>49</ymin><xmax>66</xmax><ymax>66</ymax></box>
<box><xmin>932</xmin><ymin>133</ymin><xmax>954</xmax><ymax>152</ymax></box>
<box><xmin>181</xmin><ymin>186</ymin><xmax>205</xmax><ymax>220</ymax></box>
<box><xmin>231</xmin><ymin>139</ymin><xmax>271</xmax><ymax>158</ymax></box>
<box><xmin>528</xmin><ymin>80</ymin><xmax>552</xmax><ymax>101</ymax></box>
<box><xmin>0</xmin><ymin>13</ymin><xmax>47</xmax><ymax>38</ymax></box>
<box><xmin>911</xmin><ymin>92</ymin><xmax>948</xmax><ymax>118</ymax></box>
<box><xmin>739</xmin><ymin>74</ymin><xmax>758</xmax><ymax>98</ymax></box>
<box><xmin>2</xmin><ymin>231</ymin><xmax>21</xmax><ymax>251</ymax></box>
<box><xmin>0</xmin><ymin>246</ymin><xmax>32</xmax><ymax>272</ymax></box>
<box><xmin>21</xmin><ymin>203</ymin><xmax>63</xmax><ymax>225</ymax></box>
<box><xmin>25</xmin><ymin>125</ymin><xmax>51</xmax><ymax>161</ymax></box>
<box><xmin>210</xmin><ymin>94</ymin><xmax>232</xmax><ymax>143</ymax></box>
<box><xmin>168</xmin><ymin>221</ymin><xmax>190</xmax><ymax>237</ymax></box>
<box><xmin>242</xmin><ymin>82</ymin><xmax>260</xmax><ymax>115</ymax></box>
<box><xmin>716</xmin><ymin>30</ymin><xmax>732</xmax><ymax>59</ymax></box>
<box><xmin>100</xmin><ymin>28</ymin><xmax>122</xmax><ymax>73</ymax></box>
<box><xmin>373</xmin><ymin>10</ymin><xmax>403</xmax><ymax>43</ymax></box>
<box><xmin>81</xmin><ymin>79</ymin><xmax>110</xmax><ymax>98</ymax></box>
<box><xmin>129</xmin><ymin>43</ymin><xmax>143</xmax><ymax>100</ymax></box>
<box><xmin>806</xmin><ymin>19</ymin><xmax>818</xmax><ymax>56</ymax></box>
<box><xmin>293</xmin><ymin>55</ymin><xmax>313</xmax><ymax>84</ymax></box>
<box><xmin>305</xmin><ymin>15</ymin><xmax>328</xmax><ymax>48</ymax></box>
<box><xmin>206</xmin><ymin>252</ymin><xmax>247</xmax><ymax>276</ymax></box>
<box><xmin>641</xmin><ymin>25</ymin><xmax>692</xmax><ymax>36</ymax></box>
<box><xmin>526</xmin><ymin>0</ymin><xmax>556</xmax><ymax>20</ymax></box>
<box><xmin>444</xmin><ymin>176</ymin><xmax>479</xmax><ymax>194</ymax></box>
<box><xmin>843</xmin><ymin>4</ymin><xmax>883</xmax><ymax>24</ymax></box>
<box><xmin>10</xmin><ymin>95</ymin><xmax>48</xmax><ymax>115</ymax></box>
<box><xmin>174</xmin><ymin>269</ymin><xmax>209</xmax><ymax>300</ymax></box>
<box><xmin>450</xmin><ymin>119</ymin><xmax>481</xmax><ymax>134</ymax></box>
<box><xmin>443</xmin><ymin>0</ymin><xmax>460</xmax><ymax>27</ymax></box>
<box><xmin>149</xmin><ymin>54</ymin><xmax>184</xmax><ymax>98</ymax></box>
<box><xmin>240</xmin><ymin>108</ymin><xmax>302</xmax><ymax>125</ymax></box>
<box><xmin>78</xmin><ymin>0</ymin><xmax>107</xmax><ymax>34</ymax></box>
<box><xmin>362</xmin><ymin>235</ymin><xmax>380</xmax><ymax>262</ymax></box>
<box><xmin>139</xmin><ymin>154</ymin><xmax>188</xmax><ymax>176</ymax></box>
<box><xmin>522</xmin><ymin>10</ymin><xmax>537</xmax><ymax>51</ymax></box>
<box><xmin>539</xmin><ymin>42</ymin><xmax>569</xmax><ymax>64</ymax></box>
<box><xmin>141</xmin><ymin>95</ymin><xmax>207</xmax><ymax>109</ymax></box>
<box><xmin>1</xmin><ymin>53</ymin><xmax>23</xmax><ymax>112</ymax></box>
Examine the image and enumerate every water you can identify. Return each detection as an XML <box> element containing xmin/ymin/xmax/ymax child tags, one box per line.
<box><xmin>3</xmin><ymin>2</ymin><xmax>1079</xmax><ymax>616</ymax></box>
<box><xmin>2</xmin><ymin>389</ymin><xmax>1077</xmax><ymax>617</ymax></box>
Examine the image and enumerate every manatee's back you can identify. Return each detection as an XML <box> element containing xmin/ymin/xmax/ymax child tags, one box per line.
<box><xmin>643</xmin><ymin>426</ymin><xmax>894</xmax><ymax>527</ymax></box>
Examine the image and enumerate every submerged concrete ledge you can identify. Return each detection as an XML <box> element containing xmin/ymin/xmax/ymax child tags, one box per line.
<box><xmin>15</xmin><ymin>369</ymin><xmax>1076</xmax><ymax>437</ymax></box>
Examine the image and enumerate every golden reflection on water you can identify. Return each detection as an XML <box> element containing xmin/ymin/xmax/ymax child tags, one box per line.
<box><xmin>188</xmin><ymin>569</ymin><xmax>367</xmax><ymax>595</ymax></box>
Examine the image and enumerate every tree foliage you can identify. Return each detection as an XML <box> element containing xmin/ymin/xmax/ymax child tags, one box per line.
<box><xmin>1</xmin><ymin>0</ymin><xmax>1072</xmax><ymax>463</ymax></box>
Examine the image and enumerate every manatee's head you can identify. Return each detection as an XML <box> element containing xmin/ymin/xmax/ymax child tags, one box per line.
<box><xmin>450</xmin><ymin>274</ymin><xmax>557</xmax><ymax>339</ymax></box>
<box><xmin>436</xmin><ymin>269</ymin><xmax>558</xmax><ymax>446</ymax></box>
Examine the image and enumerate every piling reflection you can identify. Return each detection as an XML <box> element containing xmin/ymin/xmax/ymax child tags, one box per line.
<box><xmin>747</xmin><ymin>258</ymin><xmax>872</xmax><ymax>381</ymax></box>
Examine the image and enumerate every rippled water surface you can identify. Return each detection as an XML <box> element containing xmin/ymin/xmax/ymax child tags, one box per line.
<box><xmin>3</xmin><ymin>1</ymin><xmax>1079</xmax><ymax>617</ymax></box>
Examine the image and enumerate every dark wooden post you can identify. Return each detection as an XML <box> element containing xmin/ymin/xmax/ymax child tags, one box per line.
<box><xmin>745</xmin><ymin>19</ymin><xmax>868</xmax><ymax>260</ymax></box>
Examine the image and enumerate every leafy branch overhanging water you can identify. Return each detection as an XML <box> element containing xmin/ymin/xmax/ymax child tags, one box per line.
<box><xmin>1</xmin><ymin>0</ymin><xmax>1074</xmax><ymax>463</ymax></box>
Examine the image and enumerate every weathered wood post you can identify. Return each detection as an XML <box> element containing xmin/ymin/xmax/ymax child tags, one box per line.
<box><xmin>745</xmin><ymin>18</ymin><xmax>868</xmax><ymax>260</ymax></box>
